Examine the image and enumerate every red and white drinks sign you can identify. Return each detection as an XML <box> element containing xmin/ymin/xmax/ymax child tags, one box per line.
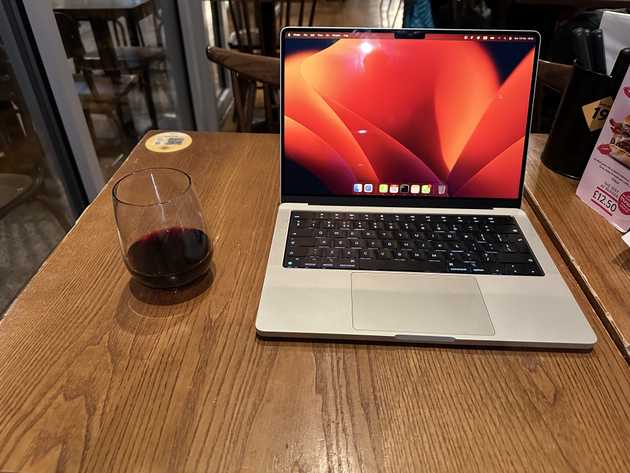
<box><xmin>577</xmin><ymin>68</ymin><xmax>630</xmax><ymax>232</ymax></box>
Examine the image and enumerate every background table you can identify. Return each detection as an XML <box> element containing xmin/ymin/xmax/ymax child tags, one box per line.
<box><xmin>525</xmin><ymin>134</ymin><xmax>630</xmax><ymax>359</ymax></box>
<box><xmin>52</xmin><ymin>0</ymin><xmax>158</xmax><ymax>129</ymax></box>
<box><xmin>1</xmin><ymin>132</ymin><xmax>630</xmax><ymax>472</ymax></box>
<box><xmin>52</xmin><ymin>0</ymin><xmax>154</xmax><ymax>49</ymax></box>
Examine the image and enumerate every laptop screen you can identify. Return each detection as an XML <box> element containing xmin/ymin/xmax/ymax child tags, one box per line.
<box><xmin>281</xmin><ymin>29</ymin><xmax>538</xmax><ymax>203</ymax></box>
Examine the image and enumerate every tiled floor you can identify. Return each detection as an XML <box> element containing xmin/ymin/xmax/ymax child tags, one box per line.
<box><xmin>0</xmin><ymin>201</ymin><xmax>66</xmax><ymax>314</ymax></box>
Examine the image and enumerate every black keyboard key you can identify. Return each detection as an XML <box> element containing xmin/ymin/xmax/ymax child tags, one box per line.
<box><xmin>369</xmin><ymin>221</ymin><xmax>384</xmax><ymax>230</ymax></box>
<box><xmin>368</xmin><ymin>240</ymin><xmax>383</xmax><ymax>249</ymax></box>
<box><xmin>377</xmin><ymin>249</ymin><xmax>394</xmax><ymax>259</ymax></box>
<box><xmin>504</xmin><ymin>234</ymin><xmax>526</xmax><ymax>243</ymax></box>
<box><xmin>289</xmin><ymin>228</ymin><xmax>315</xmax><ymax>237</ymax></box>
<box><xmin>343</xmin><ymin>249</ymin><xmax>360</xmax><ymax>258</ymax></box>
<box><xmin>496</xmin><ymin>253</ymin><xmax>535</xmax><ymax>264</ymax></box>
<box><xmin>334</xmin><ymin>239</ymin><xmax>348</xmax><ymax>248</ymax></box>
<box><xmin>469</xmin><ymin>262</ymin><xmax>489</xmax><ymax>274</ymax></box>
<box><xmin>505</xmin><ymin>263</ymin><xmax>542</xmax><ymax>276</ymax></box>
<box><xmin>292</xmin><ymin>219</ymin><xmax>315</xmax><ymax>229</ymax></box>
<box><xmin>322</xmin><ymin>248</ymin><xmax>340</xmax><ymax>258</ymax></box>
<box><xmin>363</xmin><ymin>230</ymin><xmax>377</xmax><ymax>239</ymax></box>
<box><xmin>412</xmin><ymin>250</ymin><xmax>428</xmax><ymax>260</ymax></box>
<box><xmin>284</xmin><ymin>258</ymin><xmax>301</xmax><ymax>268</ymax></box>
<box><xmin>286</xmin><ymin>247</ymin><xmax>315</xmax><ymax>257</ymax></box>
<box><xmin>495</xmin><ymin>225</ymin><xmax>520</xmax><ymax>234</ymax></box>
<box><xmin>346</xmin><ymin>238</ymin><xmax>360</xmax><ymax>248</ymax></box>
<box><xmin>384</xmin><ymin>240</ymin><xmax>399</xmax><ymax>249</ymax></box>
<box><xmin>321</xmin><ymin>257</ymin><xmax>336</xmax><ymax>269</ymax></box>
<box><xmin>416</xmin><ymin>241</ymin><xmax>432</xmax><ymax>250</ymax></box>
<box><xmin>448</xmin><ymin>261</ymin><xmax>471</xmax><ymax>273</ymax></box>
<box><xmin>358</xmin><ymin>259</ymin><xmax>422</xmax><ymax>272</ymax></box>
<box><xmin>316</xmin><ymin>238</ymin><xmax>331</xmax><ymax>247</ymax></box>
<box><xmin>303</xmin><ymin>257</ymin><xmax>321</xmax><ymax>268</ymax></box>
<box><xmin>486</xmin><ymin>264</ymin><xmax>504</xmax><ymax>274</ymax></box>
<box><xmin>360</xmin><ymin>249</ymin><xmax>377</xmax><ymax>259</ymax></box>
<box><xmin>337</xmin><ymin>221</ymin><xmax>352</xmax><ymax>229</ymax></box>
<box><xmin>331</xmin><ymin>229</ymin><xmax>348</xmax><ymax>238</ymax></box>
<box><xmin>335</xmin><ymin>259</ymin><xmax>358</xmax><ymax>269</ymax></box>
<box><xmin>429</xmin><ymin>251</ymin><xmax>446</xmax><ymax>261</ymax></box>
<box><xmin>289</xmin><ymin>237</ymin><xmax>316</xmax><ymax>247</ymax></box>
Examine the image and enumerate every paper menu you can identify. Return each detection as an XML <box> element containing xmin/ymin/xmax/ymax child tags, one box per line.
<box><xmin>600</xmin><ymin>11</ymin><xmax>630</xmax><ymax>75</ymax></box>
<box><xmin>576</xmin><ymin>67</ymin><xmax>630</xmax><ymax>232</ymax></box>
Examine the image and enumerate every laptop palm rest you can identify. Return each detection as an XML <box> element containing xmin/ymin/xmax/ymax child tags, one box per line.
<box><xmin>351</xmin><ymin>273</ymin><xmax>494</xmax><ymax>336</ymax></box>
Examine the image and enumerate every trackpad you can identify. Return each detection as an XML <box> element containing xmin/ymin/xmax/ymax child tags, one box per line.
<box><xmin>351</xmin><ymin>273</ymin><xmax>494</xmax><ymax>336</ymax></box>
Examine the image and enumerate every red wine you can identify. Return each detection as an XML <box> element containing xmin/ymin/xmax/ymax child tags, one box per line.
<box><xmin>126</xmin><ymin>227</ymin><xmax>211</xmax><ymax>288</ymax></box>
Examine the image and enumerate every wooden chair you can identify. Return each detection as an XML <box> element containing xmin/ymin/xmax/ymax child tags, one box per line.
<box><xmin>0</xmin><ymin>44</ymin><xmax>71</xmax><ymax>230</ymax></box>
<box><xmin>55</xmin><ymin>12</ymin><xmax>141</xmax><ymax>141</ymax></box>
<box><xmin>227</xmin><ymin>0</ymin><xmax>318</xmax><ymax>55</ymax></box>
<box><xmin>207</xmin><ymin>46</ymin><xmax>279</xmax><ymax>132</ymax></box>
<box><xmin>533</xmin><ymin>59</ymin><xmax>573</xmax><ymax>132</ymax></box>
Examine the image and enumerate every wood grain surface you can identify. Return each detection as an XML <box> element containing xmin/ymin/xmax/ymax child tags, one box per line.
<box><xmin>1</xmin><ymin>132</ymin><xmax>630</xmax><ymax>473</ymax></box>
<box><xmin>525</xmin><ymin>134</ymin><xmax>630</xmax><ymax>358</ymax></box>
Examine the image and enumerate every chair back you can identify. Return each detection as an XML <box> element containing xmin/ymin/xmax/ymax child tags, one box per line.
<box><xmin>278</xmin><ymin>0</ymin><xmax>317</xmax><ymax>28</ymax></box>
<box><xmin>54</xmin><ymin>12</ymin><xmax>87</xmax><ymax>64</ymax></box>
<box><xmin>207</xmin><ymin>46</ymin><xmax>279</xmax><ymax>132</ymax></box>
<box><xmin>226</xmin><ymin>0</ymin><xmax>317</xmax><ymax>54</ymax></box>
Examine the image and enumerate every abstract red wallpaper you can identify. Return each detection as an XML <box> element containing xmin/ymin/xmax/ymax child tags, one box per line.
<box><xmin>283</xmin><ymin>35</ymin><xmax>536</xmax><ymax>199</ymax></box>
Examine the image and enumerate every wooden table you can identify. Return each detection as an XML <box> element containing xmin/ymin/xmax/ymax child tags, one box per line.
<box><xmin>52</xmin><ymin>0</ymin><xmax>154</xmax><ymax>48</ymax></box>
<box><xmin>525</xmin><ymin>134</ymin><xmax>630</xmax><ymax>359</ymax></box>
<box><xmin>1</xmin><ymin>132</ymin><xmax>630</xmax><ymax>472</ymax></box>
<box><xmin>517</xmin><ymin>0</ymin><xmax>630</xmax><ymax>6</ymax></box>
<box><xmin>52</xmin><ymin>0</ymin><xmax>158</xmax><ymax>128</ymax></box>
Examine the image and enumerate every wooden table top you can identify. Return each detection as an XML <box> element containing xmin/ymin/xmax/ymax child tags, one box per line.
<box><xmin>525</xmin><ymin>134</ymin><xmax>630</xmax><ymax>359</ymax></box>
<box><xmin>517</xmin><ymin>0</ymin><xmax>630</xmax><ymax>5</ymax></box>
<box><xmin>52</xmin><ymin>0</ymin><xmax>151</xmax><ymax>14</ymax></box>
<box><xmin>2</xmin><ymin>132</ymin><xmax>630</xmax><ymax>472</ymax></box>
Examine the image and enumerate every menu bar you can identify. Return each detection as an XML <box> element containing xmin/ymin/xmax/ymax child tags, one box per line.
<box><xmin>286</xmin><ymin>32</ymin><xmax>536</xmax><ymax>41</ymax></box>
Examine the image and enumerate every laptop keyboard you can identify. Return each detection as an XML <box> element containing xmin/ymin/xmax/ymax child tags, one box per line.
<box><xmin>283</xmin><ymin>211</ymin><xmax>544</xmax><ymax>276</ymax></box>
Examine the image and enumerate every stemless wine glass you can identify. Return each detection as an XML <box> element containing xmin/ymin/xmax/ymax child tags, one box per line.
<box><xmin>112</xmin><ymin>168</ymin><xmax>211</xmax><ymax>289</ymax></box>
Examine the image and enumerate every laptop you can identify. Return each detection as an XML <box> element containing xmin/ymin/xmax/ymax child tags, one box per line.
<box><xmin>256</xmin><ymin>27</ymin><xmax>596</xmax><ymax>349</ymax></box>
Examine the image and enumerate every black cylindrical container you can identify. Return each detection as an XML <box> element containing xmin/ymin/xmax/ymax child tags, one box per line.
<box><xmin>541</xmin><ymin>64</ymin><xmax>617</xmax><ymax>179</ymax></box>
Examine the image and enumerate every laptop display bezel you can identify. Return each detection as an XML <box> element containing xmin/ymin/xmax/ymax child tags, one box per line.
<box><xmin>280</xmin><ymin>27</ymin><xmax>541</xmax><ymax>209</ymax></box>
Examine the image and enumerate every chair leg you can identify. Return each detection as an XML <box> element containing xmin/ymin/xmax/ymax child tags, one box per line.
<box><xmin>231</xmin><ymin>71</ymin><xmax>246</xmax><ymax>132</ymax></box>
<box><xmin>263</xmin><ymin>83</ymin><xmax>274</xmax><ymax>132</ymax></box>
<box><xmin>83</xmin><ymin>109</ymin><xmax>96</xmax><ymax>138</ymax></box>
<box><xmin>142</xmin><ymin>68</ymin><xmax>158</xmax><ymax>129</ymax></box>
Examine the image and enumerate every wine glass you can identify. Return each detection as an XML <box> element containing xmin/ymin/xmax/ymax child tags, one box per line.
<box><xmin>112</xmin><ymin>168</ymin><xmax>211</xmax><ymax>289</ymax></box>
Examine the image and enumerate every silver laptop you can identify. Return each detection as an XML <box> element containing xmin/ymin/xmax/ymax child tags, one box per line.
<box><xmin>256</xmin><ymin>27</ymin><xmax>596</xmax><ymax>349</ymax></box>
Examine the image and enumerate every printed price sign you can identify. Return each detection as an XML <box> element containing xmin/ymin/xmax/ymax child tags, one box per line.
<box><xmin>582</xmin><ymin>97</ymin><xmax>613</xmax><ymax>131</ymax></box>
<box><xmin>577</xmin><ymin>66</ymin><xmax>630</xmax><ymax>232</ymax></box>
